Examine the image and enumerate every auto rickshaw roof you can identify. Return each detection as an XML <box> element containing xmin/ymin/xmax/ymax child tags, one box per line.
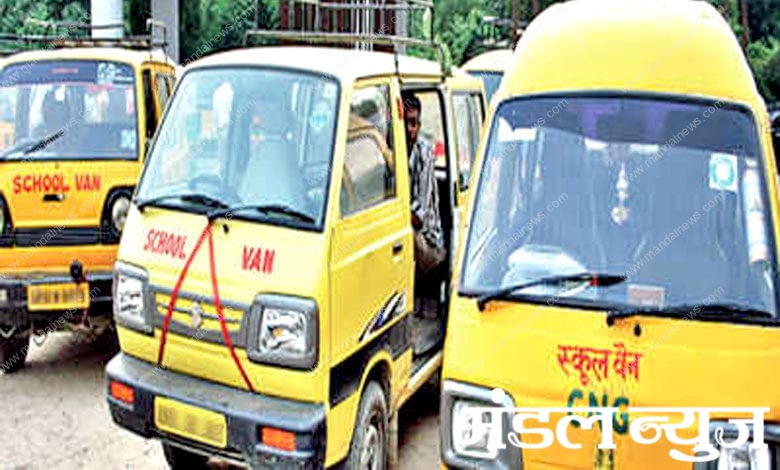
<box><xmin>461</xmin><ymin>49</ymin><xmax>514</xmax><ymax>73</ymax></box>
<box><xmin>183</xmin><ymin>46</ymin><xmax>447</xmax><ymax>85</ymax></box>
<box><xmin>498</xmin><ymin>0</ymin><xmax>761</xmax><ymax>109</ymax></box>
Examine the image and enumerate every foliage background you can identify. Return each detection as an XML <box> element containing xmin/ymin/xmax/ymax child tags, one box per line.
<box><xmin>0</xmin><ymin>0</ymin><xmax>777</xmax><ymax>102</ymax></box>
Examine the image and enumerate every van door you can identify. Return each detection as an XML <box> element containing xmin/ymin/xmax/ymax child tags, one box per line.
<box><xmin>329</xmin><ymin>78</ymin><xmax>413</xmax><ymax>391</ymax></box>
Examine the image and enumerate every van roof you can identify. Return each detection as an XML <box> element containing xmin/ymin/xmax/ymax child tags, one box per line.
<box><xmin>0</xmin><ymin>47</ymin><xmax>176</xmax><ymax>68</ymax></box>
<box><xmin>184</xmin><ymin>46</ymin><xmax>446</xmax><ymax>83</ymax></box>
<box><xmin>462</xmin><ymin>49</ymin><xmax>514</xmax><ymax>73</ymax></box>
<box><xmin>499</xmin><ymin>0</ymin><xmax>761</xmax><ymax>108</ymax></box>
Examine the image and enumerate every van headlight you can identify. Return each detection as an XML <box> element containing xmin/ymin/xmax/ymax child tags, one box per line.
<box><xmin>452</xmin><ymin>399</ymin><xmax>500</xmax><ymax>459</ymax></box>
<box><xmin>111</xmin><ymin>195</ymin><xmax>131</xmax><ymax>233</ymax></box>
<box><xmin>441</xmin><ymin>380</ymin><xmax>522</xmax><ymax>469</ymax></box>
<box><xmin>113</xmin><ymin>262</ymin><xmax>153</xmax><ymax>335</ymax></box>
<box><xmin>247</xmin><ymin>294</ymin><xmax>318</xmax><ymax>370</ymax></box>
<box><xmin>716</xmin><ymin>443</ymin><xmax>771</xmax><ymax>469</ymax></box>
<box><xmin>694</xmin><ymin>421</ymin><xmax>779</xmax><ymax>470</ymax></box>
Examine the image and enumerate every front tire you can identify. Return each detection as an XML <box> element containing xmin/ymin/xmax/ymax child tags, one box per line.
<box><xmin>0</xmin><ymin>334</ymin><xmax>29</xmax><ymax>374</ymax></box>
<box><xmin>162</xmin><ymin>443</ymin><xmax>210</xmax><ymax>469</ymax></box>
<box><xmin>345</xmin><ymin>381</ymin><xmax>388</xmax><ymax>470</ymax></box>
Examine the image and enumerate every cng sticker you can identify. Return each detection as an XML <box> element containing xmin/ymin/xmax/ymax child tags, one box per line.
<box><xmin>709</xmin><ymin>153</ymin><xmax>738</xmax><ymax>192</ymax></box>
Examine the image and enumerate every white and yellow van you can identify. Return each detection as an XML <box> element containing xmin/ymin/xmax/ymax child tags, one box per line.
<box><xmin>104</xmin><ymin>38</ymin><xmax>485</xmax><ymax>468</ymax></box>
<box><xmin>0</xmin><ymin>31</ymin><xmax>177</xmax><ymax>372</ymax></box>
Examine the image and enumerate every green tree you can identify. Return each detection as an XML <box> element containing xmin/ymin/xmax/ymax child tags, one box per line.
<box><xmin>180</xmin><ymin>0</ymin><xmax>276</xmax><ymax>63</ymax></box>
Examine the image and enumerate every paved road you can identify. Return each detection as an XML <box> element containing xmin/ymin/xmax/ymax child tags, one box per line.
<box><xmin>0</xmin><ymin>332</ymin><xmax>439</xmax><ymax>470</ymax></box>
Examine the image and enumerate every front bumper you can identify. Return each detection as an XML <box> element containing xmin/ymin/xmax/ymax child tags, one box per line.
<box><xmin>0</xmin><ymin>271</ymin><xmax>113</xmax><ymax>330</ymax></box>
<box><xmin>105</xmin><ymin>353</ymin><xmax>327</xmax><ymax>469</ymax></box>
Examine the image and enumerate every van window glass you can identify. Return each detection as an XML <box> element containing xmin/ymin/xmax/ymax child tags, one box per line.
<box><xmin>142</xmin><ymin>70</ymin><xmax>157</xmax><ymax>139</ymax></box>
<box><xmin>155</xmin><ymin>74</ymin><xmax>170</xmax><ymax>111</ymax></box>
<box><xmin>453</xmin><ymin>94</ymin><xmax>476</xmax><ymax>188</ymax></box>
<box><xmin>341</xmin><ymin>84</ymin><xmax>395</xmax><ymax>217</ymax></box>
<box><xmin>461</xmin><ymin>95</ymin><xmax>779</xmax><ymax>320</ymax></box>
<box><xmin>469</xmin><ymin>93</ymin><xmax>484</xmax><ymax>159</ymax></box>
<box><xmin>135</xmin><ymin>67</ymin><xmax>339</xmax><ymax>230</ymax></box>
<box><xmin>412</xmin><ymin>91</ymin><xmax>447</xmax><ymax>169</ymax></box>
<box><xmin>0</xmin><ymin>60</ymin><xmax>138</xmax><ymax>159</ymax></box>
<box><xmin>471</xmin><ymin>92</ymin><xmax>485</xmax><ymax>122</ymax></box>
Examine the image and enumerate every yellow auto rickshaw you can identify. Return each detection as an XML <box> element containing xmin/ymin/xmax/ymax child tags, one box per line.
<box><xmin>103</xmin><ymin>3</ymin><xmax>484</xmax><ymax>467</ymax></box>
<box><xmin>0</xmin><ymin>21</ymin><xmax>177</xmax><ymax>372</ymax></box>
<box><xmin>441</xmin><ymin>0</ymin><xmax>779</xmax><ymax>468</ymax></box>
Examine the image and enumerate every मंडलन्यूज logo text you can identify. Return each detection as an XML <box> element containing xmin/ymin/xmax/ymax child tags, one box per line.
<box><xmin>460</xmin><ymin>390</ymin><xmax>769</xmax><ymax>463</ymax></box>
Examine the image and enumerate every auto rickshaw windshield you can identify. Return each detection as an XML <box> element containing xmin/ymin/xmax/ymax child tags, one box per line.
<box><xmin>0</xmin><ymin>60</ymin><xmax>138</xmax><ymax>159</ymax></box>
<box><xmin>461</xmin><ymin>94</ymin><xmax>779</xmax><ymax>318</ymax></box>
<box><xmin>135</xmin><ymin>67</ymin><xmax>340</xmax><ymax>230</ymax></box>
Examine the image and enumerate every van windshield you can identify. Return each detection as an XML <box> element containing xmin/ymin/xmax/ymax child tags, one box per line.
<box><xmin>0</xmin><ymin>60</ymin><xmax>138</xmax><ymax>159</ymax></box>
<box><xmin>461</xmin><ymin>95</ymin><xmax>779</xmax><ymax>319</ymax></box>
<box><xmin>468</xmin><ymin>71</ymin><xmax>502</xmax><ymax>103</ymax></box>
<box><xmin>135</xmin><ymin>67</ymin><xmax>339</xmax><ymax>230</ymax></box>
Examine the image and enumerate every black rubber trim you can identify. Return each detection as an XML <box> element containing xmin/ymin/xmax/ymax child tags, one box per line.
<box><xmin>0</xmin><ymin>272</ymin><xmax>113</xmax><ymax>329</ymax></box>
<box><xmin>13</xmin><ymin>227</ymin><xmax>100</xmax><ymax>247</ymax></box>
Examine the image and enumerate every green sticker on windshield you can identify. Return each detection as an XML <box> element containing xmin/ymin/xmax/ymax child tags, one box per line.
<box><xmin>709</xmin><ymin>153</ymin><xmax>738</xmax><ymax>192</ymax></box>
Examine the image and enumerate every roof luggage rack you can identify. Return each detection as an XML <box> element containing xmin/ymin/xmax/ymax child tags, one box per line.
<box><xmin>244</xmin><ymin>0</ymin><xmax>451</xmax><ymax>78</ymax></box>
<box><xmin>0</xmin><ymin>17</ymin><xmax>168</xmax><ymax>52</ymax></box>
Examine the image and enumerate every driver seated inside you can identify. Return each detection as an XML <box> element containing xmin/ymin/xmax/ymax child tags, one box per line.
<box><xmin>37</xmin><ymin>86</ymin><xmax>72</xmax><ymax>147</ymax></box>
<box><xmin>238</xmin><ymin>95</ymin><xmax>308</xmax><ymax>212</ymax></box>
<box><xmin>402</xmin><ymin>91</ymin><xmax>446</xmax><ymax>310</ymax></box>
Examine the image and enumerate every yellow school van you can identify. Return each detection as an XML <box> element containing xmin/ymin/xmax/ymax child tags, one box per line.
<box><xmin>441</xmin><ymin>0</ymin><xmax>780</xmax><ymax>469</ymax></box>
<box><xmin>462</xmin><ymin>49</ymin><xmax>514</xmax><ymax>105</ymax></box>
<box><xmin>0</xmin><ymin>25</ymin><xmax>177</xmax><ymax>372</ymax></box>
<box><xmin>104</xmin><ymin>15</ymin><xmax>484</xmax><ymax>468</ymax></box>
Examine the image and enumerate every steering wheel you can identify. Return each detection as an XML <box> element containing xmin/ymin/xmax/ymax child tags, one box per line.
<box><xmin>188</xmin><ymin>174</ymin><xmax>242</xmax><ymax>205</ymax></box>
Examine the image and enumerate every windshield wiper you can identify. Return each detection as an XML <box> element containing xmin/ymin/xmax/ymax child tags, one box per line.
<box><xmin>206</xmin><ymin>204</ymin><xmax>316</xmax><ymax>224</ymax></box>
<box><xmin>136</xmin><ymin>193</ymin><xmax>229</xmax><ymax>213</ymax></box>
<box><xmin>476</xmin><ymin>272</ymin><xmax>625</xmax><ymax>311</ymax></box>
<box><xmin>606</xmin><ymin>302</ymin><xmax>774</xmax><ymax>326</ymax></box>
<box><xmin>0</xmin><ymin>131</ymin><xmax>64</xmax><ymax>159</ymax></box>
<box><xmin>21</xmin><ymin>130</ymin><xmax>64</xmax><ymax>155</ymax></box>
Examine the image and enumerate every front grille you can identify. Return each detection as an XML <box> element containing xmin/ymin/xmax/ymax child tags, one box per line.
<box><xmin>150</xmin><ymin>285</ymin><xmax>251</xmax><ymax>348</ymax></box>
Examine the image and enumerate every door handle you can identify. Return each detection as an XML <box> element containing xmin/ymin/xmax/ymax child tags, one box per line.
<box><xmin>392</xmin><ymin>242</ymin><xmax>403</xmax><ymax>254</ymax></box>
<box><xmin>43</xmin><ymin>193</ymin><xmax>65</xmax><ymax>202</ymax></box>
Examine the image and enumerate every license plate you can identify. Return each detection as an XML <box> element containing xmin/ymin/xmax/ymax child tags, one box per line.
<box><xmin>27</xmin><ymin>283</ymin><xmax>90</xmax><ymax>311</ymax></box>
<box><xmin>154</xmin><ymin>397</ymin><xmax>227</xmax><ymax>449</ymax></box>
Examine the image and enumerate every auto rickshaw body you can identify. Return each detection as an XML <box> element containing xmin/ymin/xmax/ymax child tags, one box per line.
<box><xmin>441</xmin><ymin>0</ymin><xmax>780</xmax><ymax>468</ymax></box>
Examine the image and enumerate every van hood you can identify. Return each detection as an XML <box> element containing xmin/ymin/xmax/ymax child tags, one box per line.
<box><xmin>116</xmin><ymin>205</ymin><xmax>329</xmax><ymax>399</ymax></box>
<box><xmin>443</xmin><ymin>300</ymin><xmax>780</xmax><ymax>469</ymax></box>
